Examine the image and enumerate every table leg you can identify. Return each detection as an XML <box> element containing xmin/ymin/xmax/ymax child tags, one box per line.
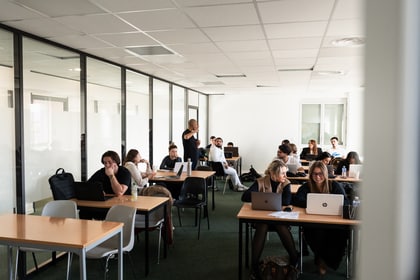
<box><xmin>163</xmin><ymin>204</ymin><xmax>168</xmax><ymax>258</ymax></box>
<box><xmin>212</xmin><ymin>175</ymin><xmax>215</xmax><ymax>210</ymax></box>
<box><xmin>238</xmin><ymin>220</ymin><xmax>243</xmax><ymax>280</ymax></box>
<box><xmin>145</xmin><ymin>213</ymin><xmax>149</xmax><ymax>276</ymax></box>
<box><xmin>7</xmin><ymin>245</ymin><xmax>12</xmax><ymax>280</ymax></box>
<box><xmin>118</xmin><ymin>229</ymin><xmax>123</xmax><ymax>280</ymax></box>
<box><xmin>79</xmin><ymin>250</ymin><xmax>86</xmax><ymax>280</ymax></box>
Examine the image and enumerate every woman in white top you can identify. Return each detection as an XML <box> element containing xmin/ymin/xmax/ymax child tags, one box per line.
<box><xmin>123</xmin><ymin>149</ymin><xmax>155</xmax><ymax>190</ymax></box>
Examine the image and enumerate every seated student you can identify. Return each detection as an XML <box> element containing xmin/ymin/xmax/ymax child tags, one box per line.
<box><xmin>159</xmin><ymin>144</ymin><xmax>182</xmax><ymax>170</ymax></box>
<box><xmin>334</xmin><ymin>151</ymin><xmax>362</xmax><ymax>176</ymax></box>
<box><xmin>300</xmin><ymin>139</ymin><xmax>323</xmax><ymax>160</ymax></box>
<box><xmin>226</xmin><ymin>141</ymin><xmax>234</xmax><ymax>147</ymax></box>
<box><xmin>241</xmin><ymin>160</ymin><xmax>299</xmax><ymax>279</ymax></box>
<box><xmin>209</xmin><ymin>137</ymin><xmax>248</xmax><ymax>191</ymax></box>
<box><xmin>315</xmin><ymin>151</ymin><xmax>332</xmax><ymax>165</ymax></box>
<box><xmin>123</xmin><ymin>149</ymin><xmax>155</xmax><ymax>190</ymax></box>
<box><xmin>274</xmin><ymin>144</ymin><xmax>304</xmax><ymax>176</ymax></box>
<box><xmin>327</xmin><ymin>136</ymin><xmax>346</xmax><ymax>158</ymax></box>
<box><xmin>81</xmin><ymin>150</ymin><xmax>131</xmax><ymax>219</ymax></box>
<box><xmin>293</xmin><ymin>161</ymin><xmax>349</xmax><ymax>275</ymax></box>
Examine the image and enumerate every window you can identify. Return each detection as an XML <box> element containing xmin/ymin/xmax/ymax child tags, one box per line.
<box><xmin>301</xmin><ymin>101</ymin><xmax>346</xmax><ymax>146</ymax></box>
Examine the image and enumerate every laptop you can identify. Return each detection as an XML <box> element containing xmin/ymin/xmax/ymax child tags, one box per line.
<box><xmin>349</xmin><ymin>164</ymin><xmax>362</xmax><ymax>178</ymax></box>
<box><xmin>306</xmin><ymin>193</ymin><xmax>344</xmax><ymax>216</ymax></box>
<box><xmin>74</xmin><ymin>181</ymin><xmax>113</xmax><ymax>201</ymax></box>
<box><xmin>251</xmin><ymin>192</ymin><xmax>282</xmax><ymax>211</ymax></box>
<box><xmin>287</xmin><ymin>164</ymin><xmax>298</xmax><ymax>174</ymax></box>
<box><xmin>174</xmin><ymin>162</ymin><xmax>188</xmax><ymax>173</ymax></box>
<box><xmin>224</xmin><ymin>151</ymin><xmax>233</xmax><ymax>158</ymax></box>
<box><xmin>164</xmin><ymin>165</ymin><xmax>184</xmax><ymax>179</ymax></box>
<box><xmin>224</xmin><ymin>146</ymin><xmax>239</xmax><ymax>157</ymax></box>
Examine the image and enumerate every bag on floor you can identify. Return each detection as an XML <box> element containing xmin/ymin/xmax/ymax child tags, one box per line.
<box><xmin>259</xmin><ymin>256</ymin><xmax>297</xmax><ymax>280</ymax></box>
<box><xmin>48</xmin><ymin>168</ymin><xmax>75</xmax><ymax>200</ymax></box>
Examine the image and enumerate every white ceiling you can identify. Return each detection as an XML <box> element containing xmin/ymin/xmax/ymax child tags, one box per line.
<box><xmin>0</xmin><ymin>0</ymin><xmax>365</xmax><ymax>95</ymax></box>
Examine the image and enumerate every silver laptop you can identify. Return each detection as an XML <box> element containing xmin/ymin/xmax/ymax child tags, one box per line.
<box><xmin>287</xmin><ymin>164</ymin><xmax>298</xmax><ymax>174</ymax></box>
<box><xmin>174</xmin><ymin>162</ymin><xmax>188</xmax><ymax>173</ymax></box>
<box><xmin>164</xmin><ymin>165</ymin><xmax>184</xmax><ymax>179</ymax></box>
<box><xmin>349</xmin><ymin>164</ymin><xmax>362</xmax><ymax>178</ymax></box>
<box><xmin>306</xmin><ymin>193</ymin><xmax>344</xmax><ymax>216</ymax></box>
<box><xmin>251</xmin><ymin>192</ymin><xmax>282</xmax><ymax>211</ymax></box>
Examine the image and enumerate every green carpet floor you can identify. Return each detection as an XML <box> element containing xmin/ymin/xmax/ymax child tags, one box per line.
<box><xmin>3</xmin><ymin>180</ymin><xmax>355</xmax><ymax>279</ymax></box>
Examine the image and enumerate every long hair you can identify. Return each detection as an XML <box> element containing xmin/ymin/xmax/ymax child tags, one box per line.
<box><xmin>346</xmin><ymin>151</ymin><xmax>361</xmax><ymax>164</ymax></box>
<box><xmin>308</xmin><ymin>161</ymin><xmax>330</xmax><ymax>193</ymax></box>
<box><xmin>123</xmin><ymin>149</ymin><xmax>139</xmax><ymax>165</ymax></box>
<box><xmin>309</xmin><ymin>139</ymin><xmax>319</xmax><ymax>155</ymax></box>
<box><xmin>264</xmin><ymin>160</ymin><xmax>287</xmax><ymax>177</ymax></box>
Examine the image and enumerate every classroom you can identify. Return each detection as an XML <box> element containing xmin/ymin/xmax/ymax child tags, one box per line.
<box><xmin>0</xmin><ymin>0</ymin><xmax>418</xmax><ymax>279</ymax></box>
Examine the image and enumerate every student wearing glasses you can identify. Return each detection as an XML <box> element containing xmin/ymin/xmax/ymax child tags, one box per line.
<box><xmin>293</xmin><ymin>161</ymin><xmax>349</xmax><ymax>276</ymax></box>
<box><xmin>241</xmin><ymin>160</ymin><xmax>299</xmax><ymax>280</ymax></box>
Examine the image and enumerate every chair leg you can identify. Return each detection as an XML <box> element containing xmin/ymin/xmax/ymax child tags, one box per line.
<box><xmin>104</xmin><ymin>254</ymin><xmax>112</xmax><ymax>280</ymax></box>
<box><xmin>194</xmin><ymin>208</ymin><xmax>198</xmax><ymax>227</ymax></box>
<box><xmin>66</xmin><ymin>252</ymin><xmax>73</xmax><ymax>280</ymax></box>
<box><xmin>157</xmin><ymin>225</ymin><xmax>162</xmax><ymax>264</ymax></box>
<box><xmin>205</xmin><ymin>206</ymin><xmax>210</xmax><ymax>230</ymax></box>
<box><xmin>223</xmin><ymin>177</ymin><xmax>228</xmax><ymax>194</ymax></box>
<box><xmin>197</xmin><ymin>207</ymin><xmax>202</xmax><ymax>240</ymax></box>
<box><xmin>32</xmin><ymin>252</ymin><xmax>39</xmax><ymax>271</ymax></box>
<box><xmin>14</xmin><ymin>248</ymin><xmax>19</xmax><ymax>280</ymax></box>
<box><xmin>177</xmin><ymin>207</ymin><xmax>182</xmax><ymax>227</ymax></box>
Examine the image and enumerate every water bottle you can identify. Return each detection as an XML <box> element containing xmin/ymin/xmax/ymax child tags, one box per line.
<box><xmin>341</xmin><ymin>166</ymin><xmax>347</xmax><ymax>178</ymax></box>
<box><xmin>131</xmin><ymin>183</ymin><xmax>138</xmax><ymax>201</ymax></box>
<box><xmin>352</xmin><ymin>196</ymin><xmax>360</xmax><ymax>208</ymax></box>
<box><xmin>187</xmin><ymin>158</ymin><xmax>192</xmax><ymax>176</ymax></box>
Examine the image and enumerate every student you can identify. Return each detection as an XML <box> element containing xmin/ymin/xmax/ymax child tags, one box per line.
<box><xmin>300</xmin><ymin>139</ymin><xmax>323</xmax><ymax>160</ymax></box>
<box><xmin>327</xmin><ymin>137</ymin><xmax>346</xmax><ymax>158</ymax></box>
<box><xmin>159</xmin><ymin>144</ymin><xmax>182</xmax><ymax>170</ymax></box>
<box><xmin>209</xmin><ymin>137</ymin><xmax>247</xmax><ymax>191</ymax></box>
<box><xmin>315</xmin><ymin>151</ymin><xmax>332</xmax><ymax>165</ymax></box>
<box><xmin>293</xmin><ymin>161</ymin><xmax>349</xmax><ymax>275</ymax></box>
<box><xmin>226</xmin><ymin>141</ymin><xmax>234</xmax><ymax>147</ymax></box>
<box><xmin>182</xmin><ymin>119</ymin><xmax>201</xmax><ymax>170</ymax></box>
<box><xmin>335</xmin><ymin>151</ymin><xmax>362</xmax><ymax>175</ymax></box>
<box><xmin>241</xmin><ymin>160</ymin><xmax>299</xmax><ymax>280</ymax></box>
<box><xmin>274</xmin><ymin>144</ymin><xmax>302</xmax><ymax>169</ymax></box>
<box><xmin>123</xmin><ymin>149</ymin><xmax>155</xmax><ymax>189</ymax></box>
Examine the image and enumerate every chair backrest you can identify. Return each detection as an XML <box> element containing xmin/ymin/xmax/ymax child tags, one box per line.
<box><xmin>179</xmin><ymin>177</ymin><xmax>207</xmax><ymax>203</ymax></box>
<box><xmin>41</xmin><ymin>200</ymin><xmax>78</xmax><ymax>219</ymax></box>
<box><xmin>208</xmin><ymin>161</ymin><xmax>225</xmax><ymax>177</ymax></box>
<box><xmin>105</xmin><ymin>205</ymin><xmax>137</xmax><ymax>251</ymax></box>
<box><xmin>195</xmin><ymin>165</ymin><xmax>214</xmax><ymax>186</ymax></box>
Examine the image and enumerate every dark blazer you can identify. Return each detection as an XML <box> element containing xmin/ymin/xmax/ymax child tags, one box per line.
<box><xmin>300</xmin><ymin>147</ymin><xmax>323</xmax><ymax>160</ymax></box>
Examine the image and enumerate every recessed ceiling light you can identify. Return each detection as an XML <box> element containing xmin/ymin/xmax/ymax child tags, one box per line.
<box><xmin>331</xmin><ymin>37</ymin><xmax>365</xmax><ymax>47</ymax></box>
<box><xmin>314</xmin><ymin>70</ymin><xmax>345</xmax><ymax>76</ymax></box>
<box><xmin>68</xmin><ymin>68</ymin><xmax>81</xmax><ymax>72</ymax></box>
<box><xmin>215</xmin><ymin>74</ymin><xmax>246</xmax><ymax>78</ymax></box>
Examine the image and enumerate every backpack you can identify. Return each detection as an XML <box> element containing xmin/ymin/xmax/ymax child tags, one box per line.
<box><xmin>48</xmin><ymin>168</ymin><xmax>75</xmax><ymax>200</ymax></box>
<box><xmin>240</xmin><ymin>165</ymin><xmax>262</xmax><ymax>182</ymax></box>
<box><xmin>259</xmin><ymin>256</ymin><xmax>297</xmax><ymax>280</ymax></box>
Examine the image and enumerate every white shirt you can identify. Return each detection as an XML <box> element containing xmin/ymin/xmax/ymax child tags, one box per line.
<box><xmin>209</xmin><ymin>145</ymin><xmax>226</xmax><ymax>164</ymax></box>
<box><xmin>327</xmin><ymin>147</ymin><xmax>346</xmax><ymax>158</ymax></box>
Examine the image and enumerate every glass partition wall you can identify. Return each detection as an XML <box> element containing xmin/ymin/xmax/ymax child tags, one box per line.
<box><xmin>0</xmin><ymin>29</ymin><xmax>15</xmax><ymax>214</ymax></box>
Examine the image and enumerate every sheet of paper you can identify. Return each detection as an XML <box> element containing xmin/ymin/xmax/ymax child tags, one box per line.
<box><xmin>268</xmin><ymin>211</ymin><xmax>300</xmax><ymax>219</ymax></box>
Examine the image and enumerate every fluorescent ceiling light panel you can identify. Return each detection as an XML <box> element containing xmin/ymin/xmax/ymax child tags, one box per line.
<box><xmin>215</xmin><ymin>74</ymin><xmax>246</xmax><ymax>78</ymax></box>
<box><xmin>126</xmin><ymin>46</ymin><xmax>174</xmax><ymax>56</ymax></box>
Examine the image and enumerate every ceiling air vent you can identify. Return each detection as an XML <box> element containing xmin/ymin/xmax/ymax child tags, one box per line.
<box><xmin>126</xmin><ymin>46</ymin><xmax>174</xmax><ymax>56</ymax></box>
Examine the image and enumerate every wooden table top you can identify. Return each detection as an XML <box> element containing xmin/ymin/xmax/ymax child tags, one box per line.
<box><xmin>237</xmin><ymin>203</ymin><xmax>360</xmax><ymax>226</ymax></box>
<box><xmin>152</xmin><ymin>170</ymin><xmax>215</xmax><ymax>182</ymax></box>
<box><xmin>287</xmin><ymin>175</ymin><xmax>361</xmax><ymax>183</ymax></box>
<box><xmin>0</xmin><ymin>214</ymin><xmax>122</xmax><ymax>249</ymax></box>
<box><xmin>73</xmin><ymin>195</ymin><xmax>169</xmax><ymax>211</ymax></box>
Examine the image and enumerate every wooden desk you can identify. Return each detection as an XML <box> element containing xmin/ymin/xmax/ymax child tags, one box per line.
<box><xmin>0</xmin><ymin>214</ymin><xmax>123</xmax><ymax>280</ymax></box>
<box><xmin>151</xmin><ymin>170</ymin><xmax>216</xmax><ymax>210</ymax></box>
<box><xmin>287</xmin><ymin>175</ymin><xmax>361</xmax><ymax>183</ymax></box>
<box><xmin>74</xmin><ymin>196</ymin><xmax>169</xmax><ymax>276</ymax></box>
<box><xmin>237</xmin><ymin>203</ymin><xmax>360</xmax><ymax>279</ymax></box>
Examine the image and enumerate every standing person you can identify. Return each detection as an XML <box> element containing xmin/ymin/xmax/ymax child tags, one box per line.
<box><xmin>327</xmin><ymin>136</ymin><xmax>346</xmax><ymax>158</ymax></box>
<box><xmin>123</xmin><ymin>149</ymin><xmax>155</xmax><ymax>190</ymax></box>
<box><xmin>241</xmin><ymin>160</ymin><xmax>299</xmax><ymax>279</ymax></box>
<box><xmin>293</xmin><ymin>161</ymin><xmax>349</xmax><ymax>275</ymax></box>
<box><xmin>159</xmin><ymin>144</ymin><xmax>182</xmax><ymax>170</ymax></box>
<box><xmin>182</xmin><ymin>119</ymin><xmax>200</xmax><ymax>170</ymax></box>
<box><xmin>209</xmin><ymin>137</ymin><xmax>248</xmax><ymax>191</ymax></box>
<box><xmin>300</xmin><ymin>139</ymin><xmax>323</xmax><ymax>160</ymax></box>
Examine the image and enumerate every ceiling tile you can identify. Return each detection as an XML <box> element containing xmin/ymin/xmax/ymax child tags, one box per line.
<box><xmin>318</xmin><ymin>47</ymin><xmax>364</xmax><ymax>57</ymax></box>
<box><xmin>119</xmin><ymin>9</ymin><xmax>196</xmax><ymax>31</ymax></box>
<box><xmin>16</xmin><ymin>0</ymin><xmax>104</xmax><ymax>17</ymax></box>
<box><xmin>258</xmin><ymin>0</ymin><xmax>334</xmax><ymax>23</ymax></box>
<box><xmin>55</xmin><ymin>14</ymin><xmax>136</xmax><ymax>34</ymax></box>
<box><xmin>264</xmin><ymin>21</ymin><xmax>328</xmax><ymax>38</ymax></box>
<box><xmin>268</xmin><ymin>37</ymin><xmax>323</xmax><ymax>50</ymax></box>
<box><xmin>146</xmin><ymin>29</ymin><xmax>210</xmax><ymax>44</ymax></box>
<box><xmin>167</xmin><ymin>43</ymin><xmax>221</xmax><ymax>54</ymax></box>
<box><xmin>94</xmin><ymin>32</ymin><xmax>158</xmax><ymax>47</ymax></box>
<box><xmin>216</xmin><ymin>40</ymin><xmax>269</xmax><ymax>52</ymax></box>
<box><xmin>203</xmin><ymin>25</ymin><xmax>265</xmax><ymax>42</ymax></box>
<box><xmin>91</xmin><ymin>0</ymin><xmax>175</xmax><ymax>12</ymax></box>
<box><xmin>176</xmin><ymin>0</ymin><xmax>251</xmax><ymax>6</ymax></box>
<box><xmin>333</xmin><ymin>0</ymin><xmax>364</xmax><ymax>20</ymax></box>
<box><xmin>326</xmin><ymin>19</ymin><xmax>365</xmax><ymax>36</ymax></box>
<box><xmin>272</xmin><ymin>49</ymin><xmax>319</xmax><ymax>59</ymax></box>
<box><xmin>185</xmin><ymin>3</ymin><xmax>259</xmax><ymax>27</ymax></box>
<box><xmin>0</xmin><ymin>1</ymin><xmax>41</xmax><ymax>21</ymax></box>
<box><xmin>50</xmin><ymin>34</ymin><xmax>112</xmax><ymax>49</ymax></box>
<box><xmin>3</xmin><ymin>18</ymin><xmax>80</xmax><ymax>38</ymax></box>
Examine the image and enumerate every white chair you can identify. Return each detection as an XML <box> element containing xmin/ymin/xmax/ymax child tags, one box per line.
<box><xmin>15</xmin><ymin>200</ymin><xmax>78</xmax><ymax>280</ymax></box>
<box><xmin>86</xmin><ymin>204</ymin><xmax>137</xmax><ymax>280</ymax></box>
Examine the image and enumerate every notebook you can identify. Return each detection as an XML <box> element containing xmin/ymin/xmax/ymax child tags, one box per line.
<box><xmin>174</xmin><ymin>162</ymin><xmax>188</xmax><ymax>173</ymax></box>
<box><xmin>306</xmin><ymin>193</ymin><xmax>344</xmax><ymax>216</ymax></box>
<box><xmin>74</xmin><ymin>181</ymin><xmax>113</xmax><ymax>201</ymax></box>
<box><xmin>164</xmin><ymin>165</ymin><xmax>184</xmax><ymax>179</ymax></box>
<box><xmin>251</xmin><ymin>192</ymin><xmax>282</xmax><ymax>211</ymax></box>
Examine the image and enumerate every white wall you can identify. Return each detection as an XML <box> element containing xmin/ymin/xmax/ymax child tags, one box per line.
<box><xmin>208</xmin><ymin>90</ymin><xmax>364</xmax><ymax>173</ymax></box>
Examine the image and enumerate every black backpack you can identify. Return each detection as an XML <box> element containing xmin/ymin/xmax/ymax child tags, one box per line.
<box><xmin>48</xmin><ymin>168</ymin><xmax>75</xmax><ymax>200</ymax></box>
